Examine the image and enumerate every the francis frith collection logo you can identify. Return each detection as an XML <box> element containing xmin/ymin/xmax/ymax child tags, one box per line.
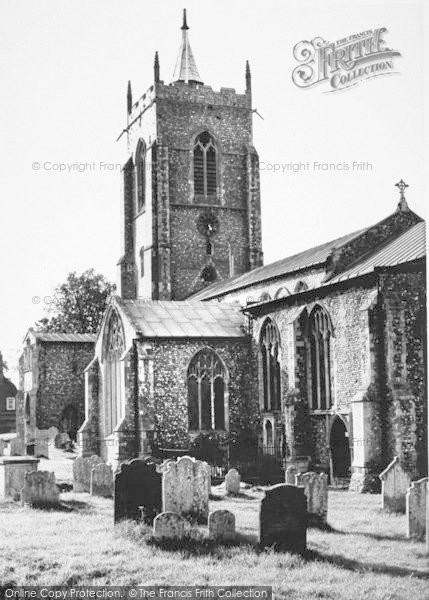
<box><xmin>292</xmin><ymin>28</ymin><xmax>401</xmax><ymax>92</ymax></box>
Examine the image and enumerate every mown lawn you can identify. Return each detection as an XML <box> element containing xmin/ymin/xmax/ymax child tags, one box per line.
<box><xmin>0</xmin><ymin>487</ymin><xmax>428</xmax><ymax>599</ymax></box>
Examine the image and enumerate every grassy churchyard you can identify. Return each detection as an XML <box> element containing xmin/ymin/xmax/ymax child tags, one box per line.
<box><xmin>0</xmin><ymin>467</ymin><xmax>428</xmax><ymax>600</ymax></box>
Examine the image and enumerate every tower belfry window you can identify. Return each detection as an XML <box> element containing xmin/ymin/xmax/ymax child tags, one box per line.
<box><xmin>194</xmin><ymin>132</ymin><xmax>217</xmax><ymax>199</ymax></box>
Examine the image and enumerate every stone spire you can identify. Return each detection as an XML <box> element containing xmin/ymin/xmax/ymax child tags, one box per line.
<box><xmin>172</xmin><ymin>9</ymin><xmax>203</xmax><ymax>84</ymax></box>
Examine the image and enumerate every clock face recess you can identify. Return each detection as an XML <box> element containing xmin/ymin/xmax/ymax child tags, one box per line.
<box><xmin>197</xmin><ymin>211</ymin><xmax>220</xmax><ymax>237</ymax></box>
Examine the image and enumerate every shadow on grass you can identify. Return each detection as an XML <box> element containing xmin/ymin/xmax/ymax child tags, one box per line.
<box><xmin>148</xmin><ymin>531</ymin><xmax>258</xmax><ymax>557</ymax></box>
<box><xmin>304</xmin><ymin>549</ymin><xmax>429</xmax><ymax>580</ymax></box>
<box><xmin>29</xmin><ymin>499</ymin><xmax>96</xmax><ymax>513</ymax></box>
<box><xmin>316</xmin><ymin>523</ymin><xmax>408</xmax><ymax>542</ymax></box>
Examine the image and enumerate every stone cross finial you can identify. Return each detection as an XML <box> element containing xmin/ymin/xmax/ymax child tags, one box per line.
<box><xmin>395</xmin><ymin>179</ymin><xmax>410</xmax><ymax>212</ymax></box>
<box><xmin>395</xmin><ymin>179</ymin><xmax>409</xmax><ymax>200</ymax></box>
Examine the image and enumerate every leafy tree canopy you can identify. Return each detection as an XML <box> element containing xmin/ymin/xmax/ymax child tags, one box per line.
<box><xmin>36</xmin><ymin>269</ymin><xmax>115</xmax><ymax>334</ymax></box>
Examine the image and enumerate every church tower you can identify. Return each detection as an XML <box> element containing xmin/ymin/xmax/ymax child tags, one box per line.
<box><xmin>118</xmin><ymin>10</ymin><xmax>263</xmax><ymax>300</ymax></box>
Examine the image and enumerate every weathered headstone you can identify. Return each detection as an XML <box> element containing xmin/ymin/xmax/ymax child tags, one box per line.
<box><xmin>0</xmin><ymin>439</ymin><xmax>6</xmax><ymax>456</ymax></box>
<box><xmin>73</xmin><ymin>455</ymin><xmax>103</xmax><ymax>493</ymax></box>
<box><xmin>9</xmin><ymin>437</ymin><xmax>26</xmax><ymax>456</ymax></box>
<box><xmin>162</xmin><ymin>456</ymin><xmax>210</xmax><ymax>523</ymax></box>
<box><xmin>296</xmin><ymin>471</ymin><xmax>328</xmax><ymax>525</ymax></box>
<box><xmin>48</xmin><ymin>426</ymin><xmax>59</xmax><ymax>441</ymax></box>
<box><xmin>90</xmin><ymin>463</ymin><xmax>113</xmax><ymax>498</ymax></box>
<box><xmin>379</xmin><ymin>457</ymin><xmax>411</xmax><ymax>513</ymax></box>
<box><xmin>54</xmin><ymin>432</ymin><xmax>70</xmax><ymax>449</ymax></box>
<box><xmin>34</xmin><ymin>429</ymin><xmax>50</xmax><ymax>459</ymax></box>
<box><xmin>225</xmin><ymin>469</ymin><xmax>240</xmax><ymax>495</ymax></box>
<box><xmin>209</xmin><ymin>510</ymin><xmax>236</xmax><ymax>540</ymax></box>
<box><xmin>114</xmin><ymin>458</ymin><xmax>162</xmax><ymax>524</ymax></box>
<box><xmin>285</xmin><ymin>466</ymin><xmax>297</xmax><ymax>485</ymax></box>
<box><xmin>406</xmin><ymin>477</ymin><xmax>428</xmax><ymax>540</ymax></box>
<box><xmin>0</xmin><ymin>456</ymin><xmax>40</xmax><ymax>501</ymax></box>
<box><xmin>153</xmin><ymin>512</ymin><xmax>187</xmax><ymax>540</ymax></box>
<box><xmin>259</xmin><ymin>483</ymin><xmax>307</xmax><ymax>554</ymax></box>
<box><xmin>20</xmin><ymin>470</ymin><xmax>60</xmax><ymax>507</ymax></box>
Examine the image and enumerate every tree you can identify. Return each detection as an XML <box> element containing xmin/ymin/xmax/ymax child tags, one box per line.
<box><xmin>36</xmin><ymin>269</ymin><xmax>115</xmax><ymax>334</ymax></box>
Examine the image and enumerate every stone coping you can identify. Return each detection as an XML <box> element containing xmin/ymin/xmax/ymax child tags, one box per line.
<box><xmin>0</xmin><ymin>456</ymin><xmax>40</xmax><ymax>465</ymax></box>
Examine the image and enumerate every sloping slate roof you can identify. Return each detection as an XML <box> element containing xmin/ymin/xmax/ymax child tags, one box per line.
<box><xmin>329</xmin><ymin>221</ymin><xmax>426</xmax><ymax>283</ymax></box>
<box><xmin>191</xmin><ymin>228</ymin><xmax>364</xmax><ymax>300</ymax></box>
<box><xmin>117</xmin><ymin>299</ymin><xmax>245</xmax><ymax>338</ymax></box>
<box><xmin>33</xmin><ymin>332</ymin><xmax>97</xmax><ymax>343</ymax></box>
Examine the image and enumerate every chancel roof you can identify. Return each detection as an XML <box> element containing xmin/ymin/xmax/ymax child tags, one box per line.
<box><xmin>116</xmin><ymin>298</ymin><xmax>245</xmax><ymax>339</ymax></box>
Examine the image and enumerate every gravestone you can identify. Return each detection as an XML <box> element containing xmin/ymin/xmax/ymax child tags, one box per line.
<box><xmin>259</xmin><ymin>483</ymin><xmax>307</xmax><ymax>554</ymax></box>
<box><xmin>0</xmin><ymin>456</ymin><xmax>40</xmax><ymax>501</ymax></box>
<box><xmin>34</xmin><ymin>429</ymin><xmax>50</xmax><ymax>458</ymax></box>
<box><xmin>21</xmin><ymin>470</ymin><xmax>60</xmax><ymax>507</ymax></box>
<box><xmin>379</xmin><ymin>457</ymin><xmax>411</xmax><ymax>513</ymax></box>
<box><xmin>54</xmin><ymin>432</ymin><xmax>70</xmax><ymax>449</ymax></box>
<box><xmin>285</xmin><ymin>466</ymin><xmax>297</xmax><ymax>485</ymax></box>
<box><xmin>209</xmin><ymin>510</ymin><xmax>236</xmax><ymax>540</ymax></box>
<box><xmin>9</xmin><ymin>437</ymin><xmax>26</xmax><ymax>456</ymax></box>
<box><xmin>73</xmin><ymin>455</ymin><xmax>103</xmax><ymax>493</ymax></box>
<box><xmin>90</xmin><ymin>463</ymin><xmax>113</xmax><ymax>498</ymax></box>
<box><xmin>296</xmin><ymin>472</ymin><xmax>328</xmax><ymax>525</ymax></box>
<box><xmin>406</xmin><ymin>477</ymin><xmax>428</xmax><ymax>540</ymax></box>
<box><xmin>153</xmin><ymin>512</ymin><xmax>187</xmax><ymax>540</ymax></box>
<box><xmin>0</xmin><ymin>439</ymin><xmax>6</xmax><ymax>456</ymax></box>
<box><xmin>48</xmin><ymin>426</ymin><xmax>59</xmax><ymax>441</ymax></box>
<box><xmin>162</xmin><ymin>456</ymin><xmax>210</xmax><ymax>523</ymax></box>
<box><xmin>225</xmin><ymin>469</ymin><xmax>240</xmax><ymax>495</ymax></box>
<box><xmin>114</xmin><ymin>457</ymin><xmax>162</xmax><ymax>524</ymax></box>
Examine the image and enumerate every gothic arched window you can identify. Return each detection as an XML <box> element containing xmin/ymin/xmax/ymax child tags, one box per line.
<box><xmin>105</xmin><ymin>311</ymin><xmax>125</xmax><ymax>435</ymax></box>
<box><xmin>309</xmin><ymin>306</ymin><xmax>332</xmax><ymax>410</ymax></box>
<box><xmin>136</xmin><ymin>140</ymin><xmax>146</xmax><ymax>212</ymax></box>
<box><xmin>260</xmin><ymin>318</ymin><xmax>281</xmax><ymax>411</ymax></box>
<box><xmin>193</xmin><ymin>131</ymin><xmax>217</xmax><ymax>199</ymax></box>
<box><xmin>187</xmin><ymin>349</ymin><xmax>227</xmax><ymax>431</ymax></box>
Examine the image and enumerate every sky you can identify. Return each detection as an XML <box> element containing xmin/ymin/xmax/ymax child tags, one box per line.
<box><xmin>0</xmin><ymin>0</ymin><xmax>427</xmax><ymax>384</ymax></box>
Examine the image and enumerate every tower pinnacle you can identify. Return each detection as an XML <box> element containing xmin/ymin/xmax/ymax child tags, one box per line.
<box><xmin>172</xmin><ymin>9</ymin><xmax>203</xmax><ymax>84</ymax></box>
<box><xmin>154</xmin><ymin>51</ymin><xmax>160</xmax><ymax>83</ymax></box>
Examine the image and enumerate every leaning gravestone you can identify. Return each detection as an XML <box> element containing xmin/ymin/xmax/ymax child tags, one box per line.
<box><xmin>90</xmin><ymin>463</ymin><xmax>113</xmax><ymax>498</ymax></box>
<box><xmin>285</xmin><ymin>466</ymin><xmax>297</xmax><ymax>485</ymax></box>
<box><xmin>379</xmin><ymin>457</ymin><xmax>411</xmax><ymax>513</ymax></box>
<box><xmin>259</xmin><ymin>483</ymin><xmax>307</xmax><ymax>554</ymax></box>
<box><xmin>162</xmin><ymin>456</ymin><xmax>210</xmax><ymax>523</ymax></box>
<box><xmin>20</xmin><ymin>470</ymin><xmax>60</xmax><ymax>507</ymax></box>
<box><xmin>296</xmin><ymin>472</ymin><xmax>328</xmax><ymax>525</ymax></box>
<box><xmin>153</xmin><ymin>512</ymin><xmax>187</xmax><ymax>540</ymax></box>
<box><xmin>209</xmin><ymin>510</ymin><xmax>236</xmax><ymax>541</ymax></box>
<box><xmin>406</xmin><ymin>477</ymin><xmax>428</xmax><ymax>540</ymax></box>
<box><xmin>114</xmin><ymin>458</ymin><xmax>162</xmax><ymax>524</ymax></box>
<box><xmin>225</xmin><ymin>469</ymin><xmax>240</xmax><ymax>495</ymax></box>
<box><xmin>73</xmin><ymin>455</ymin><xmax>104</xmax><ymax>493</ymax></box>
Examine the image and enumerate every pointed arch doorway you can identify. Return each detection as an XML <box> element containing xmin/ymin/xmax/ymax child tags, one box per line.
<box><xmin>330</xmin><ymin>417</ymin><xmax>351</xmax><ymax>481</ymax></box>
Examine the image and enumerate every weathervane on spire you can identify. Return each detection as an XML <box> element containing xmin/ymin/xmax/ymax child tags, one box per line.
<box><xmin>181</xmin><ymin>8</ymin><xmax>189</xmax><ymax>30</ymax></box>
